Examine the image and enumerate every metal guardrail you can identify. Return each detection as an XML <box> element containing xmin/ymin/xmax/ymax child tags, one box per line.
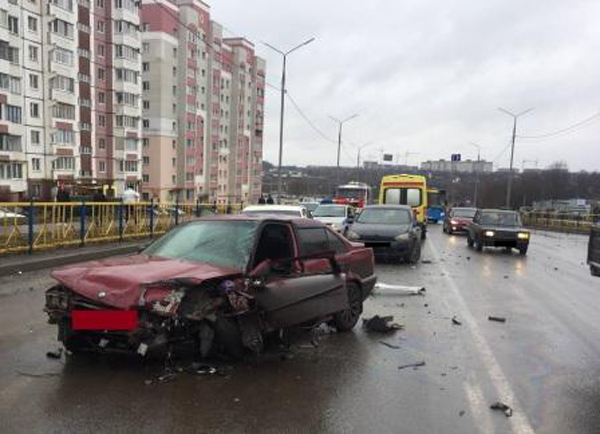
<box><xmin>0</xmin><ymin>201</ymin><xmax>244</xmax><ymax>255</ymax></box>
<box><xmin>521</xmin><ymin>211</ymin><xmax>600</xmax><ymax>234</ymax></box>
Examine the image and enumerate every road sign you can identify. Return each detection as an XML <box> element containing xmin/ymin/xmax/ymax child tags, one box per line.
<box><xmin>383</xmin><ymin>154</ymin><xmax>393</xmax><ymax>162</ymax></box>
<box><xmin>451</xmin><ymin>154</ymin><xmax>461</xmax><ymax>162</ymax></box>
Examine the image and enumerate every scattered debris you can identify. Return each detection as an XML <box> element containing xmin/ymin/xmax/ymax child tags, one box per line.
<box><xmin>459</xmin><ymin>410</ymin><xmax>465</xmax><ymax>417</ymax></box>
<box><xmin>363</xmin><ymin>315</ymin><xmax>403</xmax><ymax>333</ymax></box>
<box><xmin>16</xmin><ymin>370</ymin><xmax>60</xmax><ymax>378</ymax></box>
<box><xmin>17</xmin><ymin>271</ymin><xmax>22</xmax><ymax>275</ymax></box>
<box><xmin>424</xmin><ymin>303</ymin><xmax>429</xmax><ymax>307</ymax></box>
<box><xmin>554</xmin><ymin>267</ymin><xmax>559</xmax><ymax>271</ymax></box>
<box><xmin>398</xmin><ymin>361</ymin><xmax>426</xmax><ymax>370</ymax></box>
<box><xmin>374</xmin><ymin>283</ymin><xmax>426</xmax><ymax>296</ymax></box>
<box><xmin>379</xmin><ymin>341</ymin><xmax>401</xmax><ymax>349</ymax></box>
<box><xmin>421</xmin><ymin>259</ymin><xmax>433</xmax><ymax>264</ymax></box>
<box><xmin>188</xmin><ymin>364</ymin><xmax>219</xmax><ymax>376</ymax></box>
<box><xmin>503</xmin><ymin>275</ymin><xmax>509</xmax><ymax>279</ymax></box>
<box><xmin>490</xmin><ymin>401</ymin><xmax>513</xmax><ymax>417</ymax></box>
<box><xmin>45</xmin><ymin>348</ymin><xmax>63</xmax><ymax>359</ymax></box>
<box><xmin>488</xmin><ymin>316</ymin><xmax>506</xmax><ymax>323</ymax></box>
<box><xmin>145</xmin><ymin>372</ymin><xmax>178</xmax><ymax>386</ymax></box>
<box><xmin>98</xmin><ymin>338</ymin><xmax>109</xmax><ymax>348</ymax></box>
<box><xmin>452</xmin><ymin>316</ymin><xmax>462</xmax><ymax>326</ymax></box>
<box><xmin>466</xmin><ymin>256</ymin><xmax>471</xmax><ymax>260</ymax></box>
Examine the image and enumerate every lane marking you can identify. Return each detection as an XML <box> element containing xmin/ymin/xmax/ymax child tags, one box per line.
<box><xmin>464</xmin><ymin>377</ymin><xmax>495</xmax><ymax>434</ymax></box>
<box><xmin>427</xmin><ymin>236</ymin><xmax>536</xmax><ymax>434</ymax></box>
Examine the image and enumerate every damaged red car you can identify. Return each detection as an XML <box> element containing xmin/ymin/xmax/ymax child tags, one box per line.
<box><xmin>44</xmin><ymin>215</ymin><xmax>376</xmax><ymax>358</ymax></box>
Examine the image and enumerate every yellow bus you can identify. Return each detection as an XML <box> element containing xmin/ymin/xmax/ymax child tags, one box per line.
<box><xmin>379</xmin><ymin>174</ymin><xmax>428</xmax><ymax>238</ymax></box>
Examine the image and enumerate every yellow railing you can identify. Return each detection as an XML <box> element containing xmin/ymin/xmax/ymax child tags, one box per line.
<box><xmin>521</xmin><ymin>211</ymin><xmax>599</xmax><ymax>234</ymax></box>
<box><xmin>0</xmin><ymin>201</ymin><xmax>244</xmax><ymax>255</ymax></box>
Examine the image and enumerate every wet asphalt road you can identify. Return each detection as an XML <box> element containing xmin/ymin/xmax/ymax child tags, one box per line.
<box><xmin>0</xmin><ymin>226</ymin><xmax>599</xmax><ymax>433</ymax></box>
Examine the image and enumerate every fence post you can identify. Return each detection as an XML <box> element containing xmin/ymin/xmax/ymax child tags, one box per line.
<box><xmin>80</xmin><ymin>200</ymin><xmax>86</xmax><ymax>247</ymax></box>
<box><xmin>149</xmin><ymin>198</ymin><xmax>154</xmax><ymax>238</ymax></box>
<box><xmin>118</xmin><ymin>199</ymin><xmax>124</xmax><ymax>242</ymax></box>
<box><xmin>175</xmin><ymin>196</ymin><xmax>179</xmax><ymax>226</ymax></box>
<box><xmin>196</xmin><ymin>198</ymin><xmax>200</xmax><ymax>218</ymax></box>
<box><xmin>27</xmin><ymin>200</ymin><xmax>34</xmax><ymax>255</ymax></box>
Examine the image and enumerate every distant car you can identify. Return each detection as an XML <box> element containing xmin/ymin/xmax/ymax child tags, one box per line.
<box><xmin>588</xmin><ymin>225</ymin><xmax>600</xmax><ymax>277</ymax></box>
<box><xmin>44</xmin><ymin>215</ymin><xmax>377</xmax><ymax>358</ymax></box>
<box><xmin>467</xmin><ymin>209</ymin><xmax>530</xmax><ymax>255</ymax></box>
<box><xmin>302</xmin><ymin>202</ymin><xmax>320</xmax><ymax>214</ymax></box>
<box><xmin>312</xmin><ymin>204</ymin><xmax>356</xmax><ymax>233</ymax></box>
<box><xmin>427</xmin><ymin>206</ymin><xmax>445</xmax><ymax>224</ymax></box>
<box><xmin>443</xmin><ymin>207</ymin><xmax>477</xmax><ymax>234</ymax></box>
<box><xmin>242</xmin><ymin>205</ymin><xmax>311</xmax><ymax>218</ymax></box>
<box><xmin>345</xmin><ymin>205</ymin><xmax>421</xmax><ymax>263</ymax></box>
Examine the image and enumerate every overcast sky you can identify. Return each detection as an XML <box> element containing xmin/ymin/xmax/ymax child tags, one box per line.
<box><xmin>211</xmin><ymin>0</ymin><xmax>600</xmax><ymax>172</ymax></box>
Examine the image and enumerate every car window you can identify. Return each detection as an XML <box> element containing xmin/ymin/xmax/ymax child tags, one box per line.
<box><xmin>326</xmin><ymin>229</ymin><xmax>346</xmax><ymax>254</ymax></box>
<box><xmin>297</xmin><ymin>227</ymin><xmax>330</xmax><ymax>256</ymax></box>
<box><xmin>384</xmin><ymin>188</ymin><xmax>422</xmax><ymax>207</ymax></box>
<box><xmin>451</xmin><ymin>208</ymin><xmax>477</xmax><ymax>218</ymax></box>
<box><xmin>313</xmin><ymin>205</ymin><xmax>346</xmax><ymax>218</ymax></box>
<box><xmin>480</xmin><ymin>212</ymin><xmax>521</xmax><ymax>227</ymax></box>
<box><xmin>356</xmin><ymin>208</ymin><xmax>412</xmax><ymax>225</ymax></box>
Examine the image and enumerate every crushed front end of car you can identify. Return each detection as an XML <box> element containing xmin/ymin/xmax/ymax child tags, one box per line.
<box><xmin>44</xmin><ymin>276</ymin><xmax>264</xmax><ymax>359</ymax></box>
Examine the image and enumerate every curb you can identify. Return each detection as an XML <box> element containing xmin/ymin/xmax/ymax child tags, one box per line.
<box><xmin>0</xmin><ymin>242</ymin><xmax>146</xmax><ymax>276</ymax></box>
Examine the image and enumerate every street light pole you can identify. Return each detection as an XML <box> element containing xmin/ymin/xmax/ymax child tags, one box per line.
<box><xmin>263</xmin><ymin>37</ymin><xmax>315</xmax><ymax>201</ymax></box>
<box><xmin>329</xmin><ymin>114</ymin><xmax>358</xmax><ymax>185</ymax></box>
<box><xmin>350</xmin><ymin>141</ymin><xmax>375</xmax><ymax>182</ymax></box>
<box><xmin>498</xmin><ymin>107</ymin><xmax>534</xmax><ymax>209</ymax></box>
<box><xmin>468</xmin><ymin>142</ymin><xmax>482</xmax><ymax>207</ymax></box>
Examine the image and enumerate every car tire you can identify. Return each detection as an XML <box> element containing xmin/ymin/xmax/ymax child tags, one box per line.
<box><xmin>476</xmin><ymin>237</ymin><xmax>483</xmax><ymax>252</ymax></box>
<box><xmin>519</xmin><ymin>245</ymin><xmax>528</xmax><ymax>256</ymax></box>
<box><xmin>467</xmin><ymin>234</ymin><xmax>474</xmax><ymax>247</ymax></box>
<box><xmin>591</xmin><ymin>265</ymin><xmax>600</xmax><ymax>277</ymax></box>
<box><xmin>213</xmin><ymin>317</ymin><xmax>245</xmax><ymax>359</ymax></box>
<box><xmin>333</xmin><ymin>282</ymin><xmax>363</xmax><ymax>332</ymax></box>
<box><xmin>408</xmin><ymin>241</ymin><xmax>421</xmax><ymax>264</ymax></box>
<box><xmin>58</xmin><ymin>320</ymin><xmax>86</xmax><ymax>354</ymax></box>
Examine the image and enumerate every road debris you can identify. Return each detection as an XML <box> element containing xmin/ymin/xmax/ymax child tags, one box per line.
<box><xmin>373</xmin><ymin>283</ymin><xmax>426</xmax><ymax>296</ymax></box>
<box><xmin>490</xmin><ymin>401</ymin><xmax>513</xmax><ymax>417</ymax></box>
<box><xmin>421</xmin><ymin>259</ymin><xmax>433</xmax><ymax>264</ymax></box>
<box><xmin>398</xmin><ymin>361</ymin><xmax>426</xmax><ymax>370</ymax></box>
<box><xmin>16</xmin><ymin>370</ymin><xmax>61</xmax><ymax>378</ymax></box>
<box><xmin>488</xmin><ymin>316</ymin><xmax>506</xmax><ymax>323</ymax></box>
<box><xmin>452</xmin><ymin>316</ymin><xmax>462</xmax><ymax>326</ymax></box>
<box><xmin>145</xmin><ymin>372</ymin><xmax>178</xmax><ymax>386</ymax></box>
<box><xmin>363</xmin><ymin>315</ymin><xmax>403</xmax><ymax>333</ymax></box>
<box><xmin>459</xmin><ymin>410</ymin><xmax>465</xmax><ymax>417</ymax></box>
<box><xmin>379</xmin><ymin>341</ymin><xmax>401</xmax><ymax>349</ymax></box>
<box><xmin>503</xmin><ymin>275</ymin><xmax>509</xmax><ymax>279</ymax></box>
<box><xmin>45</xmin><ymin>348</ymin><xmax>63</xmax><ymax>359</ymax></box>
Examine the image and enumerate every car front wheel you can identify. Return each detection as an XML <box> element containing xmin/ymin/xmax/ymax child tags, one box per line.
<box><xmin>519</xmin><ymin>245</ymin><xmax>528</xmax><ymax>256</ymax></box>
<box><xmin>333</xmin><ymin>282</ymin><xmax>363</xmax><ymax>332</ymax></box>
<box><xmin>476</xmin><ymin>237</ymin><xmax>483</xmax><ymax>251</ymax></box>
<box><xmin>591</xmin><ymin>265</ymin><xmax>600</xmax><ymax>277</ymax></box>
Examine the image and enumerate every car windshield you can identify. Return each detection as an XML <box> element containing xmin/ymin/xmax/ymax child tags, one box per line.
<box><xmin>143</xmin><ymin>221</ymin><xmax>258</xmax><ymax>269</ymax></box>
<box><xmin>243</xmin><ymin>209</ymin><xmax>301</xmax><ymax>216</ymax></box>
<box><xmin>357</xmin><ymin>208</ymin><xmax>411</xmax><ymax>225</ymax></box>
<box><xmin>304</xmin><ymin>203</ymin><xmax>320</xmax><ymax>212</ymax></box>
<box><xmin>337</xmin><ymin>188</ymin><xmax>366</xmax><ymax>199</ymax></box>
<box><xmin>313</xmin><ymin>205</ymin><xmax>346</xmax><ymax>218</ymax></box>
<box><xmin>451</xmin><ymin>208</ymin><xmax>477</xmax><ymax>218</ymax></box>
<box><xmin>480</xmin><ymin>212</ymin><xmax>521</xmax><ymax>227</ymax></box>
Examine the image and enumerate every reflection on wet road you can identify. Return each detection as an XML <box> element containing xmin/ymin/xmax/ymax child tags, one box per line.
<box><xmin>0</xmin><ymin>226</ymin><xmax>599</xmax><ymax>433</ymax></box>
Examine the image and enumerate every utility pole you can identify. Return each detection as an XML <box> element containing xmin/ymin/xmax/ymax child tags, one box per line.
<box><xmin>498</xmin><ymin>107</ymin><xmax>534</xmax><ymax>209</ymax></box>
<box><xmin>330</xmin><ymin>114</ymin><xmax>358</xmax><ymax>184</ymax></box>
<box><xmin>350</xmin><ymin>141</ymin><xmax>375</xmax><ymax>182</ymax></box>
<box><xmin>468</xmin><ymin>142</ymin><xmax>482</xmax><ymax>207</ymax></box>
<box><xmin>263</xmin><ymin>38</ymin><xmax>315</xmax><ymax>201</ymax></box>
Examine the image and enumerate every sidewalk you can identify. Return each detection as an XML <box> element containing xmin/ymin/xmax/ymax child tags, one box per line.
<box><xmin>0</xmin><ymin>240</ymin><xmax>147</xmax><ymax>276</ymax></box>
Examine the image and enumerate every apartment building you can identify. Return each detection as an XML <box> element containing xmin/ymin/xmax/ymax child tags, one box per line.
<box><xmin>0</xmin><ymin>0</ymin><xmax>142</xmax><ymax>201</ymax></box>
<box><xmin>140</xmin><ymin>0</ymin><xmax>264</xmax><ymax>204</ymax></box>
<box><xmin>421</xmin><ymin>159</ymin><xmax>493</xmax><ymax>174</ymax></box>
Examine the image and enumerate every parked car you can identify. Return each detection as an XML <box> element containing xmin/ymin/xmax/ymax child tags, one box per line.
<box><xmin>443</xmin><ymin>207</ymin><xmax>477</xmax><ymax>234</ymax></box>
<box><xmin>242</xmin><ymin>205</ymin><xmax>311</xmax><ymax>218</ymax></box>
<box><xmin>302</xmin><ymin>202</ymin><xmax>321</xmax><ymax>214</ymax></box>
<box><xmin>345</xmin><ymin>205</ymin><xmax>421</xmax><ymax>263</ymax></box>
<box><xmin>467</xmin><ymin>209</ymin><xmax>530</xmax><ymax>255</ymax></box>
<box><xmin>312</xmin><ymin>204</ymin><xmax>356</xmax><ymax>233</ymax></box>
<box><xmin>588</xmin><ymin>225</ymin><xmax>600</xmax><ymax>277</ymax></box>
<box><xmin>0</xmin><ymin>207</ymin><xmax>26</xmax><ymax>221</ymax></box>
<box><xmin>44</xmin><ymin>215</ymin><xmax>376</xmax><ymax>358</ymax></box>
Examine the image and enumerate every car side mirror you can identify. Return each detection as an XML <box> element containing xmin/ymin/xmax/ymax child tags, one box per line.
<box><xmin>250</xmin><ymin>259</ymin><xmax>272</xmax><ymax>279</ymax></box>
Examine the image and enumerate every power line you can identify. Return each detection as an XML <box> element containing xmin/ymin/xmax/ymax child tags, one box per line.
<box><xmin>285</xmin><ymin>92</ymin><xmax>336</xmax><ymax>143</ymax></box>
<box><xmin>517</xmin><ymin>111</ymin><xmax>600</xmax><ymax>140</ymax></box>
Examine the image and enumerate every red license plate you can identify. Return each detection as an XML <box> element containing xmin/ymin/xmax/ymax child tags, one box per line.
<box><xmin>72</xmin><ymin>310</ymin><xmax>138</xmax><ymax>331</ymax></box>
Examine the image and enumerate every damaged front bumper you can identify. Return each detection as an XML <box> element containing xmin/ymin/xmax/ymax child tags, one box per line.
<box><xmin>44</xmin><ymin>278</ymin><xmax>264</xmax><ymax>358</ymax></box>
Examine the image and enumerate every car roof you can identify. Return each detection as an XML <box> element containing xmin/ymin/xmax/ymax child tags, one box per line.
<box><xmin>193</xmin><ymin>213</ymin><xmax>325</xmax><ymax>227</ymax></box>
<box><xmin>480</xmin><ymin>209</ymin><xmax>518</xmax><ymax>214</ymax></box>
<box><xmin>363</xmin><ymin>204</ymin><xmax>412</xmax><ymax>211</ymax></box>
<box><xmin>451</xmin><ymin>207</ymin><xmax>477</xmax><ymax>211</ymax></box>
<box><xmin>242</xmin><ymin>205</ymin><xmax>306</xmax><ymax>212</ymax></box>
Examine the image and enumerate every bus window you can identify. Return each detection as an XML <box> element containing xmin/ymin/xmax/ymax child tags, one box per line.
<box><xmin>384</xmin><ymin>188</ymin><xmax>422</xmax><ymax>206</ymax></box>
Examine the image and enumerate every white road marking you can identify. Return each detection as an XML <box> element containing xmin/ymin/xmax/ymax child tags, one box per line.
<box><xmin>464</xmin><ymin>377</ymin><xmax>495</xmax><ymax>434</ymax></box>
<box><xmin>427</xmin><ymin>237</ymin><xmax>536</xmax><ymax>434</ymax></box>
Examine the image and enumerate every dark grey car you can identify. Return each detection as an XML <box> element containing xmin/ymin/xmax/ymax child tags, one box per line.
<box><xmin>345</xmin><ymin>205</ymin><xmax>422</xmax><ymax>263</ymax></box>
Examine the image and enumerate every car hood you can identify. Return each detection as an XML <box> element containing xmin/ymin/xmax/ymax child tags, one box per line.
<box><xmin>350</xmin><ymin>223</ymin><xmax>411</xmax><ymax>239</ymax></box>
<box><xmin>315</xmin><ymin>216</ymin><xmax>346</xmax><ymax>225</ymax></box>
<box><xmin>51</xmin><ymin>255</ymin><xmax>240</xmax><ymax>310</ymax></box>
<box><xmin>450</xmin><ymin>217</ymin><xmax>473</xmax><ymax>224</ymax></box>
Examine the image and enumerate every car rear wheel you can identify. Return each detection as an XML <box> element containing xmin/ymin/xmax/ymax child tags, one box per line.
<box><xmin>333</xmin><ymin>282</ymin><xmax>363</xmax><ymax>332</ymax></box>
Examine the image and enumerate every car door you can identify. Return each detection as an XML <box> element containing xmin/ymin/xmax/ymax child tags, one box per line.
<box><xmin>469</xmin><ymin>211</ymin><xmax>481</xmax><ymax>238</ymax></box>
<box><xmin>252</xmin><ymin>224</ymin><xmax>348</xmax><ymax>329</ymax></box>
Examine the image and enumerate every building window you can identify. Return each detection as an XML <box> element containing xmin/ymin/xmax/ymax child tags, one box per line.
<box><xmin>50</xmin><ymin>75</ymin><xmax>75</xmax><ymax>93</ymax></box>
<box><xmin>27</xmin><ymin>16</ymin><xmax>38</xmax><ymax>32</ymax></box>
<box><xmin>142</xmin><ymin>43</ymin><xmax>149</xmax><ymax>53</ymax></box>
<box><xmin>142</xmin><ymin>119</ymin><xmax>149</xmax><ymax>128</ymax></box>
<box><xmin>98</xmin><ymin>91</ymin><xmax>105</xmax><ymax>104</ymax></box>
<box><xmin>125</xmin><ymin>138</ymin><xmax>138</xmax><ymax>151</ymax></box>
<box><xmin>30</xmin><ymin>130</ymin><xmax>40</xmax><ymax>145</ymax></box>
<box><xmin>172</xmin><ymin>158</ymin><xmax>176</xmax><ymax>167</ymax></box>
<box><xmin>51</xmin><ymin>128</ymin><xmax>75</xmax><ymax>144</ymax></box>
<box><xmin>143</xmin><ymin>100</ymin><xmax>149</xmax><ymax>109</ymax></box>
<box><xmin>29</xmin><ymin>102</ymin><xmax>39</xmax><ymax>118</ymax></box>
<box><xmin>142</xmin><ymin>62</ymin><xmax>149</xmax><ymax>72</ymax></box>
<box><xmin>50</xmin><ymin>18</ymin><xmax>74</xmax><ymax>39</ymax></box>
<box><xmin>31</xmin><ymin>158</ymin><xmax>41</xmax><ymax>171</ymax></box>
<box><xmin>7</xmin><ymin>15</ymin><xmax>19</xmax><ymax>34</ymax></box>
<box><xmin>142</xmin><ymin>174</ymin><xmax>149</xmax><ymax>182</ymax></box>
<box><xmin>142</xmin><ymin>23</ymin><xmax>149</xmax><ymax>31</ymax></box>
<box><xmin>27</xmin><ymin>74</ymin><xmax>38</xmax><ymax>90</ymax></box>
<box><xmin>52</xmin><ymin>47</ymin><xmax>74</xmax><ymax>66</ymax></box>
<box><xmin>142</xmin><ymin>138</ymin><xmax>149</xmax><ymax>147</ymax></box>
<box><xmin>142</xmin><ymin>156</ymin><xmax>149</xmax><ymax>165</ymax></box>
<box><xmin>96</xmin><ymin>0</ymin><xmax>104</xmax><ymax>7</ymax></box>
<box><xmin>96</xmin><ymin>20</ymin><xmax>105</xmax><ymax>33</ymax></box>
<box><xmin>97</xmin><ymin>67</ymin><xmax>105</xmax><ymax>80</ymax></box>
<box><xmin>98</xmin><ymin>114</ymin><xmax>106</xmax><ymax>127</ymax></box>
<box><xmin>0</xmin><ymin>104</ymin><xmax>22</xmax><ymax>124</ymax></box>
<box><xmin>98</xmin><ymin>138</ymin><xmax>106</xmax><ymax>149</ymax></box>
<box><xmin>0</xmin><ymin>40</ymin><xmax>19</xmax><ymax>63</ymax></box>
<box><xmin>0</xmin><ymin>162</ymin><xmax>23</xmax><ymax>179</ymax></box>
<box><xmin>28</xmin><ymin>45</ymin><xmax>38</xmax><ymax>62</ymax></box>
<box><xmin>142</xmin><ymin>81</ymin><xmax>149</xmax><ymax>91</ymax></box>
<box><xmin>99</xmin><ymin>160</ymin><xmax>106</xmax><ymax>172</ymax></box>
<box><xmin>97</xmin><ymin>44</ymin><xmax>105</xmax><ymax>57</ymax></box>
<box><xmin>172</xmin><ymin>140</ymin><xmax>176</xmax><ymax>149</ymax></box>
<box><xmin>123</xmin><ymin>160</ymin><xmax>138</xmax><ymax>172</ymax></box>
<box><xmin>52</xmin><ymin>157</ymin><xmax>75</xmax><ymax>171</ymax></box>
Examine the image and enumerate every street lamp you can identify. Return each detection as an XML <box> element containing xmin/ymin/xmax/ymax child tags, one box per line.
<box><xmin>329</xmin><ymin>114</ymin><xmax>358</xmax><ymax>185</ymax></box>
<box><xmin>467</xmin><ymin>142</ymin><xmax>482</xmax><ymax>207</ymax></box>
<box><xmin>263</xmin><ymin>37</ymin><xmax>315</xmax><ymax>200</ymax></box>
<box><xmin>498</xmin><ymin>107</ymin><xmax>534</xmax><ymax>209</ymax></box>
<box><xmin>349</xmin><ymin>141</ymin><xmax>376</xmax><ymax>181</ymax></box>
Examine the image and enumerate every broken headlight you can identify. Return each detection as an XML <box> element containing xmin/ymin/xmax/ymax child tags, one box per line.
<box><xmin>45</xmin><ymin>287</ymin><xmax>70</xmax><ymax>310</ymax></box>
